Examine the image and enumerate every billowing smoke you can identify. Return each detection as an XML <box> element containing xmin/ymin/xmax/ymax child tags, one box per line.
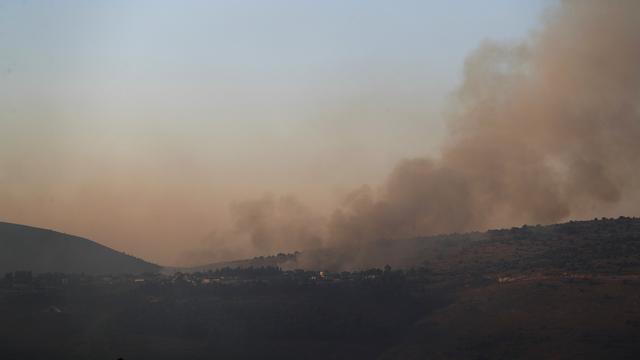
<box><xmin>181</xmin><ymin>0</ymin><xmax>640</xmax><ymax>267</ymax></box>
<box><xmin>322</xmin><ymin>0</ymin><xmax>640</xmax><ymax>251</ymax></box>
<box><xmin>229</xmin><ymin>194</ymin><xmax>325</xmax><ymax>254</ymax></box>
<box><xmin>180</xmin><ymin>195</ymin><xmax>326</xmax><ymax>265</ymax></box>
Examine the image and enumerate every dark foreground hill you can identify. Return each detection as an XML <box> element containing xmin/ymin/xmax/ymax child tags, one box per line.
<box><xmin>2</xmin><ymin>217</ymin><xmax>640</xmax><ymax>359</ymax></box>
<box><xmin>0</xmin><ymin>221</ymin><xmax>159</xmax><ymax>274</ymax></box>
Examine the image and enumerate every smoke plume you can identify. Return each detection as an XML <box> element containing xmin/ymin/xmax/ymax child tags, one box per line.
<box><xmin>229</xmin><ymin>195</ymin><xmax>325</xmax><ymax>254</ymax></box>
<box><xmin>289</xmin><ymin>0</ymin><xmax>640</xmax><ymax>266</ymax></box>
<box><xmin>179</xmin><ymin>195</ymin><xmax>326</xmax><ymax>265</ymax></box>
<box><xmin>177</xmin><ymin>0</ymin><xmax>640</xmax><ymax>267</ymax></box>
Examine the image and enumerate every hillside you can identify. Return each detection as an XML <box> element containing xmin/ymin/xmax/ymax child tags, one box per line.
<box><xmin>186</xmin><ymin>217</ymin><xmax>640</xmax><ymax>274</ymax></box>
<box><xmin>2</xmin><ymin>217</ymin><xmax>640</xmax><ymax>359</ymax></box>
<box><xmin>0</xmin><ymin>221</ymin><xmax>160</xmax><ymax>274</ymax></box>
<box><xmin>266</xmin><ymin>217</ymin><xmax>640</xmax><ymax>273</ymax></box>
<box><xmin>378</xmin><ymin>217</ymin><xmax>640</xmax><ymax>359</ymax></box>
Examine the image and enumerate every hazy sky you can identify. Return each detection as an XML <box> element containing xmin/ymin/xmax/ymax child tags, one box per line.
<box><xmin>0</xmin><ymin>0</ymin><xmax>550</xmax><ymax>265</ymax></box>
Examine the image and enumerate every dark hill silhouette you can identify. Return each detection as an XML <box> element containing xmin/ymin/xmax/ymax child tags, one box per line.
<box><xmin>3</xmin><ymin>217</ymin><xmax>640</xmax><ymax>359</ymax></box>
<box><xmin>0</xmin><ymin>221</ymin><xmax>159</xmax><ymax>274</ymax></box>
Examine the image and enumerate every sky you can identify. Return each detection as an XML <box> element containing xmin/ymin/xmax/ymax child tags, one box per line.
<box><xmin>0</xmin><ymin>0</ymin><xmax>551</xmax><ymax>265</ymax></box>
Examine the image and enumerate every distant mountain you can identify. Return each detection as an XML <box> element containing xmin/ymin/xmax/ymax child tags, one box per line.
<box><xmin>0</xmin><ymin>221</ymin><xmax>160</xmax><ymax>274</ymax></box>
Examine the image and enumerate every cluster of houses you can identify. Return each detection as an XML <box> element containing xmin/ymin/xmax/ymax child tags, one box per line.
<box><xmin>0</xmin><ymin>266</ymin><xmax>409</xmax><ymax>294</ymax></box>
